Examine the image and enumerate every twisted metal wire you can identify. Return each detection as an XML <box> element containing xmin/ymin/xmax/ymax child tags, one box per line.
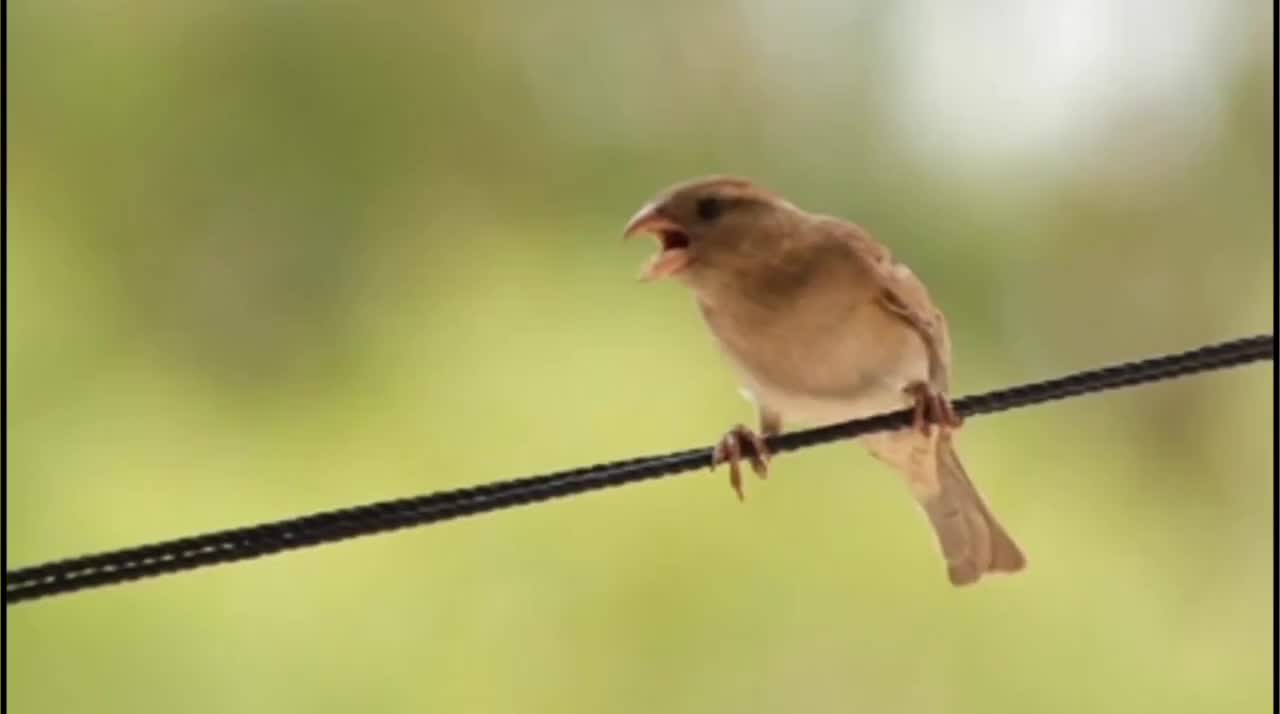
<box><xmin>5</xmin><ymin>334</ymin><xmax>1273</xmax><ymax>606</ymax></box>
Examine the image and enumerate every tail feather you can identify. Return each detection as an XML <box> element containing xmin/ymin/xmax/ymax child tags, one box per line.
<box><xmin>922</xmin><ymin>436</ymin><xmax>1026</xmax><ymax>586</ymax></box>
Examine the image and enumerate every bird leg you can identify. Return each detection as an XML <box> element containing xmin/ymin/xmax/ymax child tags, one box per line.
<box><xmin>711</xmin><ymin>420</ymin><xmax>775</xmax><ymax>501</ymax></box>
<box><xmin>903</xmin><ymin>382</ymin><xmax>963</xmax><ymax>436</ymax></box>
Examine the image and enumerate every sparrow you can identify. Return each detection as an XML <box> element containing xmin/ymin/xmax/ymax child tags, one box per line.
<box><xmin>623</xmin><ymin>176</ymin><xmax>1025</xmax><ymax>586</ymax></box>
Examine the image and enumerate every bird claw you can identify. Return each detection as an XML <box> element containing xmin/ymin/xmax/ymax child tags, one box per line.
<box><xmin>904</xmin><ymin>382</ymin><xmax>962</xmax><ymax>436</ymax></box>
<box><xmin>711</xmin><ymin>424</ymin><xmax>771</xmax><ymax>501</ymax></box>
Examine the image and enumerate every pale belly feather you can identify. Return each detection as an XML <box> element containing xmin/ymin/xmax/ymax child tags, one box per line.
<box><xmin>705</xmin><ymin>297</ymin><xmax>932</xmax><ymax>428</ymax></box>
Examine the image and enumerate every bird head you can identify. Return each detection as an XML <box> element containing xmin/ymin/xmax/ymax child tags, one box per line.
<box><xmin>623</xmin><ymin>176</ymin><xmax>805</xmax><ymax>284</ymax></box>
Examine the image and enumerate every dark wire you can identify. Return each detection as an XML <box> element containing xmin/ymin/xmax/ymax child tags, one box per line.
<box><xmin>5</xmin><ymin>335</ymin><xmax>1273</xmax><ymax>606</ymax></box>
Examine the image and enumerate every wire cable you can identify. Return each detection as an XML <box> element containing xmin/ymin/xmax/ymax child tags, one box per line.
<box><xmin>5</xmin><ymin>334</ymin><xmax>1273</xmax><ymax>606</ymax></box>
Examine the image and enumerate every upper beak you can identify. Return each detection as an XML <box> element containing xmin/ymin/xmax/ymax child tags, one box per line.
<box><xmin>622</xmin><ymin>202</ymin><xmax>692</xmax><ymax>281</ymax></box>
<box><xmin>623</xmin><ymin>203</ymin><xmax>681</xmax><ymax>239</ymax></box>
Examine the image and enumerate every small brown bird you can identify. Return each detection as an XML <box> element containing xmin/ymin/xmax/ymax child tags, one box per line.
<box><xmin>623</xmin><ymin>176</ymin><xmax>1025</xmax><ymax>586</ymax></box>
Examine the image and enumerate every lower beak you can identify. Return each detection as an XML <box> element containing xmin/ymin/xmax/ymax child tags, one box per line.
<box><xmin>623</xmin><ymin>205</ymin><xmax>692</xmax><ymax>281</ymax></box>
<box><xmin>638</xmin><ymin>247</ymin><xmax>692</xmax><ymax>281</ymax></box>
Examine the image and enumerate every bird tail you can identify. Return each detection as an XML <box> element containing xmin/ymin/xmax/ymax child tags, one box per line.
<box><xmin>920</xmin><ymin>435</ymin><xmax>1026</xmax><ymax>586</ymax></box>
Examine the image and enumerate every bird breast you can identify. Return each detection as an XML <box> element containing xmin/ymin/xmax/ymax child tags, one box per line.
<box><xmin>696</xmin><ymin>282</ymin><xmax>931</xmax><ymax>427</ymax></box>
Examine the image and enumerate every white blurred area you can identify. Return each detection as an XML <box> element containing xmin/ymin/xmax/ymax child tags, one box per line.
<box><xmin>510</xmin><ymin>0</ymin><xmax>1267</xmax><ymax>186</ymax></box>
<box><xmin>747</xmin><ymin>0</ymin><xmax>1255</xmax><ymax>174</ymax></box>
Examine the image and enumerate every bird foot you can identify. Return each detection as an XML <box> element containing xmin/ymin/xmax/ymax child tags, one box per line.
<box><xmin>710</xmin><ymin>424</ymin><xmax>771</xmax><ymax>501</ymax></box>
<box><xmin>903</xmin><ymin>382</ymin><xmax>963</xmax><ymax>437</ymax></box>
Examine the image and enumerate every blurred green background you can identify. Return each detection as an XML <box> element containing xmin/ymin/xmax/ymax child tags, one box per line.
<box><xmin>6</xmin><ymin>1</ymin><xmax>1274</xmax><ymax>712</ymax></box>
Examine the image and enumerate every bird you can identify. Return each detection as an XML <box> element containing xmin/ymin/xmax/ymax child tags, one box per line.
<box><xmin>622</xmin><ymin>175</ymin><xmax>1026</xmax><ymax>586</ymax></box>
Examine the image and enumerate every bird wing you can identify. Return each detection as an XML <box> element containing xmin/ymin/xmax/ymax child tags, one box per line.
<box><xmin>817</xmin><ymin>218</ymin><xmax>953</xmax><ymax>392</ymax></box>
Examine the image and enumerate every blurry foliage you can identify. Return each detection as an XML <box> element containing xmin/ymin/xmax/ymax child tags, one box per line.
<box><xmin>6</xmin><ymin>1</ymin><xmax>1274</xmax><ymax>713</ymax></box>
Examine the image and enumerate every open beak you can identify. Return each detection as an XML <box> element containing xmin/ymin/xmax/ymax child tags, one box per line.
<box><xmin>623</xmin><ymin>204</ymin><xmax>692</xmax><ymax>281</ymax></box>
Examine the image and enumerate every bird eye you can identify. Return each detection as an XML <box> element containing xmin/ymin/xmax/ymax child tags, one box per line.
<box><xmin>696</xmin><ymin>197</ymin><xmax>723</xmax><ymax>221</ymax></box>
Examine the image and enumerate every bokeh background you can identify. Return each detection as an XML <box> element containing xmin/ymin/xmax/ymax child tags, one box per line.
<box><xmin>6</xmin><ymin>1</ymin><xmax>1274</xmax><ymax>712</ymax></box>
